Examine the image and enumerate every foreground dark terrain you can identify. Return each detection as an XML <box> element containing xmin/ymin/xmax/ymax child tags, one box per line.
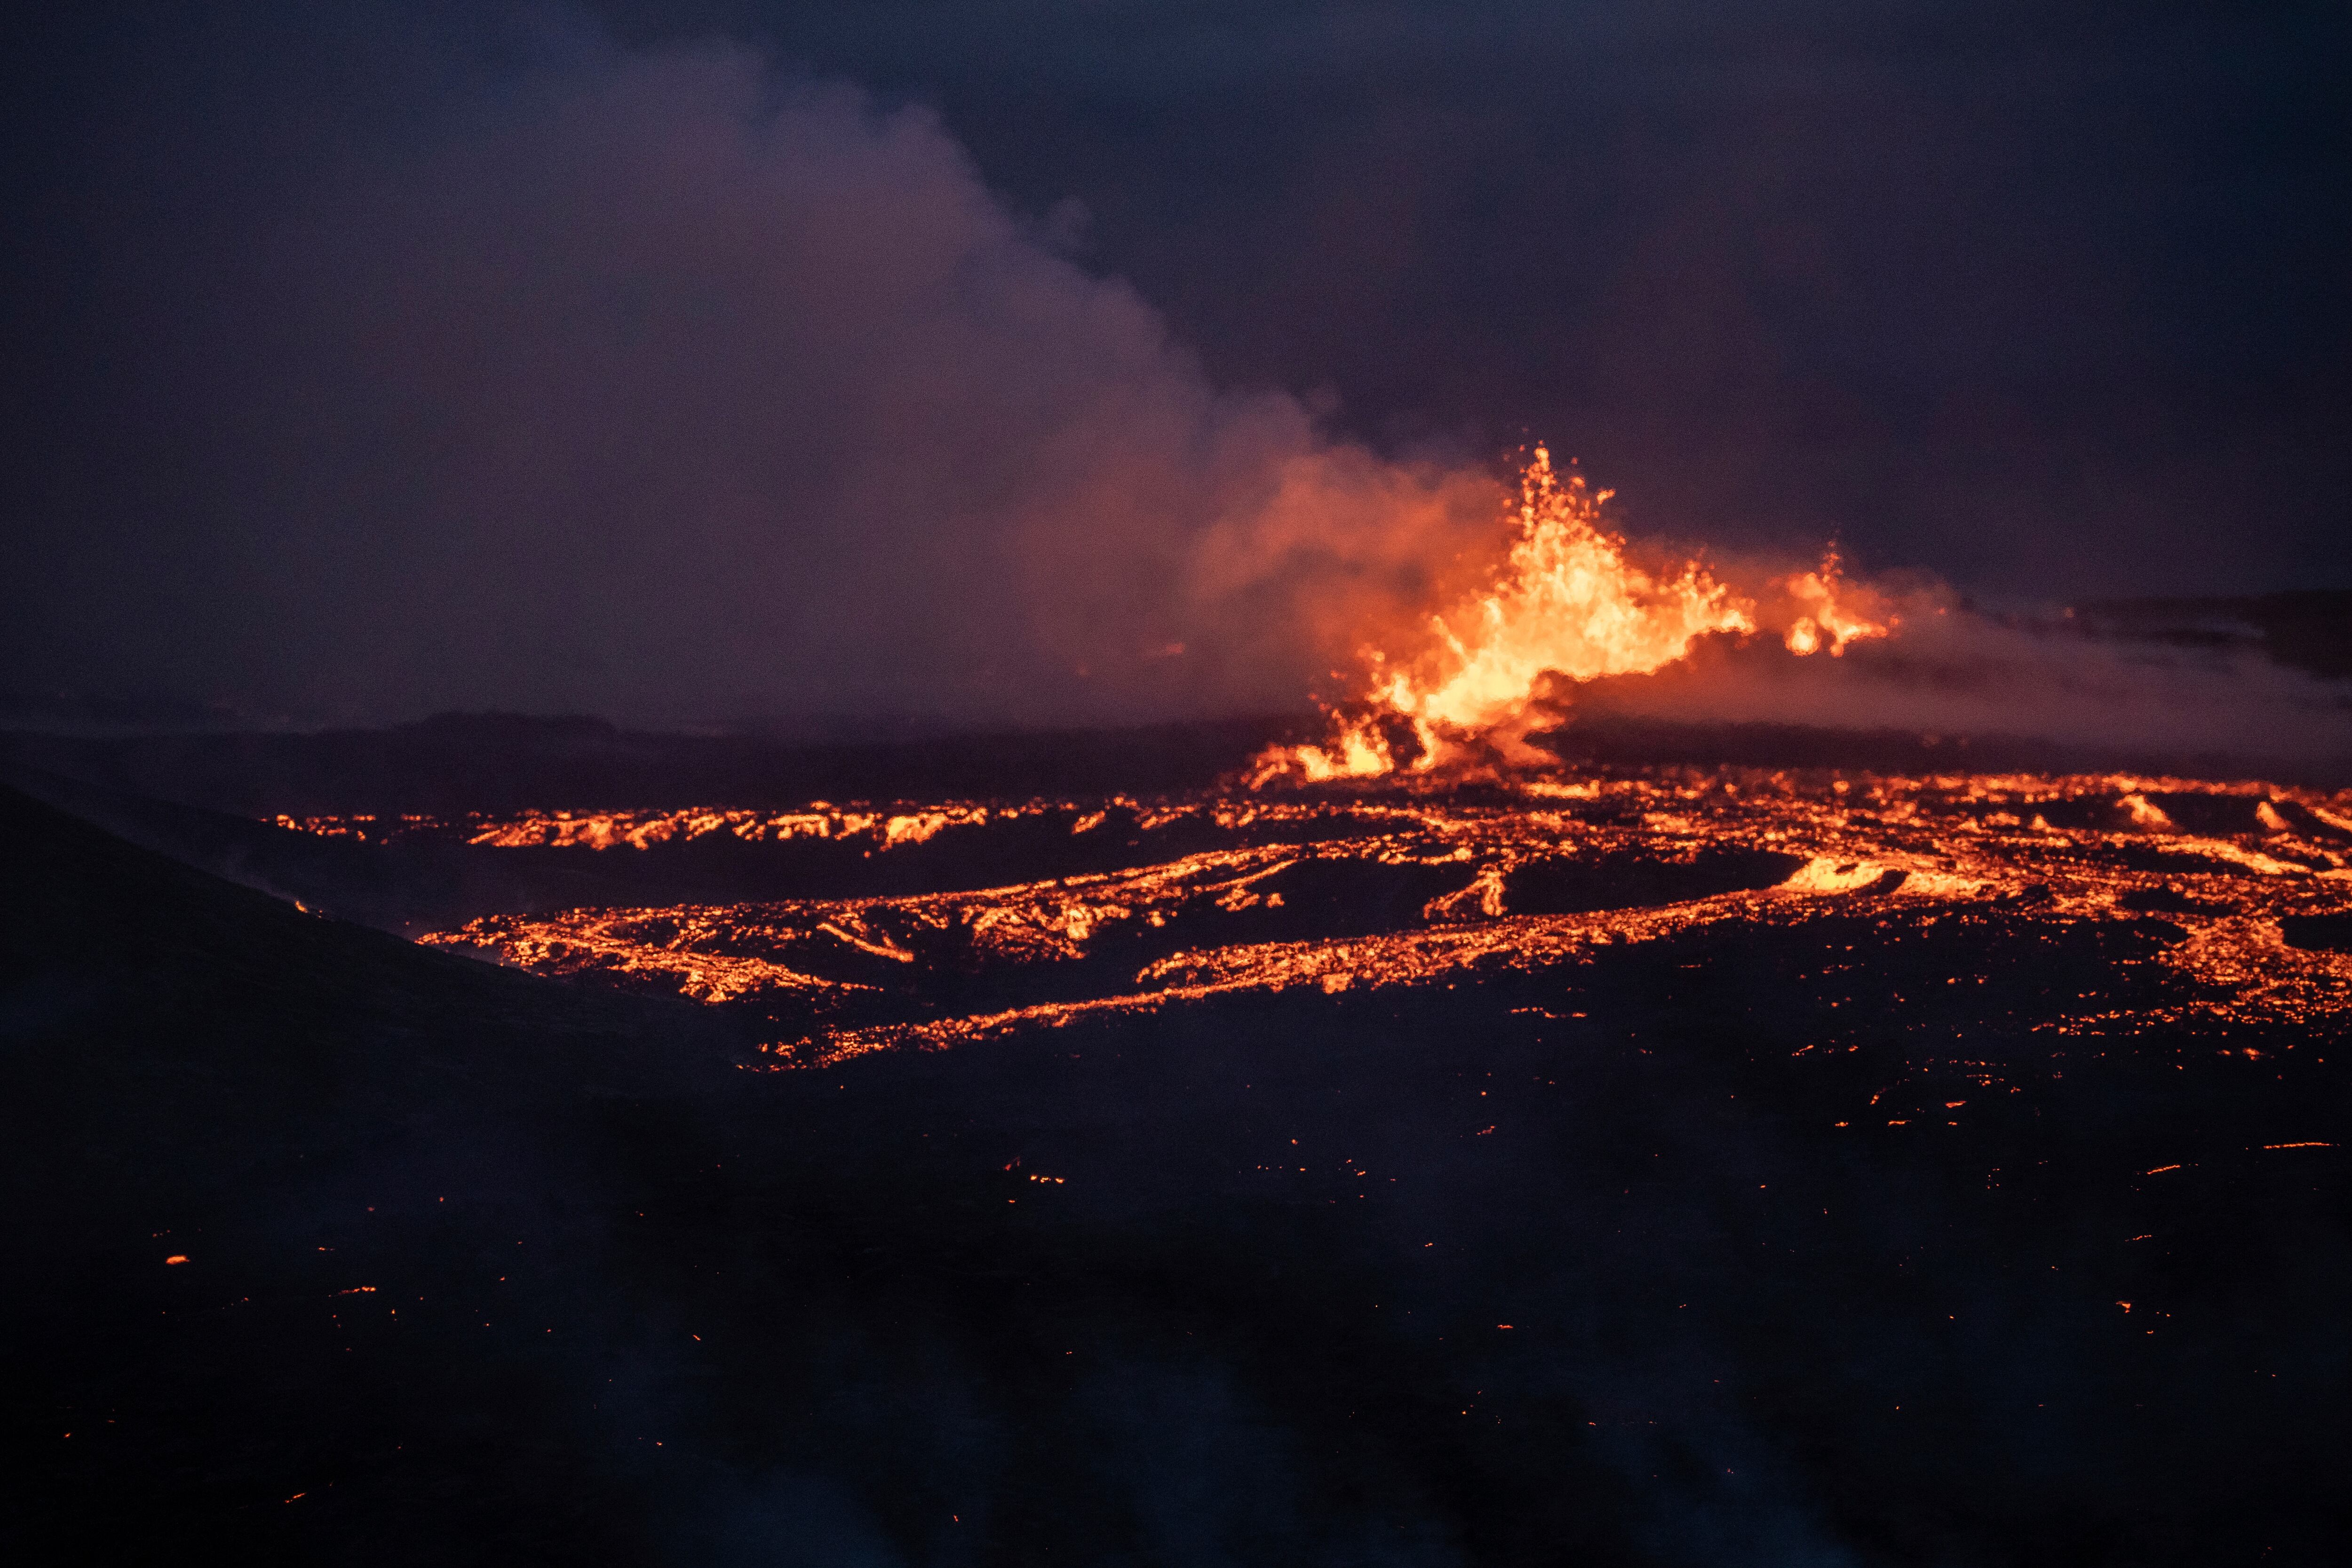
<box><xmin>5</xmin><ymin>723</ymin><xmax>2350</xmax><ymax>1565</ymax></box>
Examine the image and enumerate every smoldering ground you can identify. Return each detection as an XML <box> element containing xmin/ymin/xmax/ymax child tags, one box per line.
<box><xmin>16</xmin><ymin>777</ymin><xmax>2351</xmax><ymax>1565</ymax></box>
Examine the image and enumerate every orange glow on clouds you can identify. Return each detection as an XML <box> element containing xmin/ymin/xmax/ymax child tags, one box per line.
<box><xmin>1254</xmin><ymin>448</ymin><xmax>1888</xmax><ymax>783</ymax></box>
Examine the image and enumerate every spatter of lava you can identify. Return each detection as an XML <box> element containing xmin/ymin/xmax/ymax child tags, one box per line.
<box><xmin>373</xmin><ymin>770</ymin><xmax>2352</xmax><ymax>1070</ymax></box>
<box><xmin>1251</xmin><ymin>448</ymin><xmax>1890</xmax><ymax>783</ymax></box>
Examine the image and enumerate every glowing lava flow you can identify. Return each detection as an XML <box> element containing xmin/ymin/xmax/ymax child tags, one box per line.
<box><xmin>390</xmin><ymin>770</ymin><xmax>2352</xmax><ymax>1068</ymax></box>
<box><xmin>1253</xmin><ymin>448</ymin><xmax>1889</xmax><ymax>783</ymax></box>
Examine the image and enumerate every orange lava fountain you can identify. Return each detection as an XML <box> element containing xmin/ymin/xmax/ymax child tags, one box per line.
<box><xmin>1781</xmin><ymin>547</ymin><xmax>1886</xmax><ymax>658</ymax></box>
<box><xmin>1253</xmin><ymin>448</ymin><xmax>1888</xmax><ymax>783</ymax></box>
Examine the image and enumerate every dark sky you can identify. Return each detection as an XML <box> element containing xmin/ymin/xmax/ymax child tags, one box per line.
<box><xmin>4</xmin><ymin>2</ymin><xmax>2346</xmax><ymax>728</ymax></box>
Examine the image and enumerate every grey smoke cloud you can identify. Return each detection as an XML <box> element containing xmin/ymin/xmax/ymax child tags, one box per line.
<box><xmin>1580</xmin><ymin>602</ymin><xmax>2352</xmax><ymax>767</ymax></box>
<box><xmin>9</xmin><ymin>27</ymin><xmax>1495</xmax><ymax>729</ymax></box>
<box><xmin>6</xmin><ymin>8</ymin><xmax>2344</xmax><ymax>753</ymax></box>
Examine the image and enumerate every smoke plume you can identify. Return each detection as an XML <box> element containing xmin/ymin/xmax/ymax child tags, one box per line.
<box><xmin>12</xmin><ymin>24</ymin><xmax>1501</xmax><ymax>729</ymax></box>
<box><xmin>5</xmin><ymin>11</ymin><xmax>2344</xmax><ymax>768</ymax></box>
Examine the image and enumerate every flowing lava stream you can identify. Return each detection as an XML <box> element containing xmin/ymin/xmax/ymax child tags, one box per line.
<box><xmin>303</xmin><ymin>772</ymin><xmax>2352</xmax><ymax>1079</ymax></box>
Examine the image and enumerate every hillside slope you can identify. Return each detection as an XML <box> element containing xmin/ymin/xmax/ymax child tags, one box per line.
<box><xmin>5</xmin><ymin>785</ymin><xmax>2349</xmax><ymax>1565</ymax></box>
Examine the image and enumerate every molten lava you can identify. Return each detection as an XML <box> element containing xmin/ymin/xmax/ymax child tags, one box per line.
<box><xmin>1253</xmin><ymin>448</ymin><xmax>1890</xmax><ymax>783</ymax></box>
<box><xmin>368</xmin><ymin>769</ymin><xmax>2352</xmax><ymax>1071</ymax></box>
<box><xmin>1778</xmin><ymin>547</ymin><xmax>1890</xmax><ymax>659</ymax></box>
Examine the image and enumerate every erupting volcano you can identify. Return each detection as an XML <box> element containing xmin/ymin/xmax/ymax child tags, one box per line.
<box><xmin>1253</xmin><ymin>449</ymin><xmax>1890</xmax><ymax>783</ymax></box>
<box><xmin>12</xmin><ymin>5</ymin><xmax>2351</xmax><ymax>1559</ymax></box>
<box><xmin>12</xmin><ymin>527</ymin><xmax>2350</xmax><ymax>1564</ymax></box>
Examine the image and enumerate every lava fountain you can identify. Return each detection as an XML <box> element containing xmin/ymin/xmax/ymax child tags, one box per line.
<box><xmin>1250</xmin><ymin>447</ymin><xmax>1889</xmax><ymax>783</ymax></box>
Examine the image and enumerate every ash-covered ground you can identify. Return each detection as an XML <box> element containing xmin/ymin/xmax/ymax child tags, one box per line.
<box><xmin>5</xmin><ymin>721</ymin><xmax>2348</xmax><ymax>1565</ymax></box>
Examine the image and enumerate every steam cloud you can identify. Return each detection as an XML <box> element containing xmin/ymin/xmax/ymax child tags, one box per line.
<box><xmin>6</xmin><ymin>14</ymin><xmax>2344</xmax><ymax>766</ymax></box>
<box><xmin>18</xmin><ymin>27</ymin><xmax>1498</xmax><ymax>729</ymax></box>
<box><xmin>1579</xmin><ymin>600</ymin><xmax>2352</xmax><ymax>768</ymax></box>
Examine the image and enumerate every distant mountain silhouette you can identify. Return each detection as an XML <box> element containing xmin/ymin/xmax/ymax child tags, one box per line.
<box><xmin>0</xmin><ymin>713</ymin><xmax>1303</xmax><ymax>817</ymax></box>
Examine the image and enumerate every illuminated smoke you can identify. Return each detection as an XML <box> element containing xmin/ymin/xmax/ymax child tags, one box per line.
<box><xmin>14</xmin><ymin>17</ymin><xmax>2338</xmax><ymax>772</ymax></box>
<box><xmin>1253</xmin><ymin>449</ymin><xmax>1892</xmax><ymax>782</ymax></box>
<box><xmin>35</xmin><ymin>29</ymin><xmax>1501</xmax><ymax>730</ymax></box>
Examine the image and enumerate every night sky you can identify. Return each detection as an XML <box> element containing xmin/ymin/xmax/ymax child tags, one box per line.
<box><xmin>3</xmin><ymin>2</ymin><xmax>2345</xmax><ymax>728</ymax></box>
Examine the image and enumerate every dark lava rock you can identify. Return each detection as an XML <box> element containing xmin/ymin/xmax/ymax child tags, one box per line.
<box><xmin>2281</xmin><ymin>912</ymin><xmax>2352</xmax><ymax>953</ymax></box>
<box><xmin>6</xmin><ymin>785</ymin><xmax>2350</xmax><ymax>1566</ymax></box>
